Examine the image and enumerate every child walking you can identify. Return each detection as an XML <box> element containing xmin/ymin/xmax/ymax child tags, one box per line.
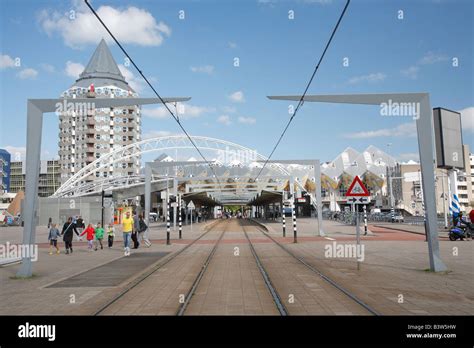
<box><xmin>80</xmin><ymin>223</ymin><xmax>95</xmax><ymax>251</ymax></box>
<box><xmin>94</xmin><ymin>223</ymin><xmax>104</xmax><ymax>251</ymax></box>
<box><xmin>107</xmin><ymin>224</ymin><xmax>115</xmax><ymax>248</ymax></box>
<box><xmin>48</xmin><ymin>223</ymin><xmax>61</xmax><ymax>255</ymax></box>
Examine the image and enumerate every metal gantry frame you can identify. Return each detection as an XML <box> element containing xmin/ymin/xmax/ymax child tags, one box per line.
<box><xmin>18</xmin><ymin>97</ymin><xmax>188</xmax><ymax>277</ymax></box>
<box><xmin>257</xmin><ymin>160</ymin><xmax>324</xmax><ymax>237</ymax></box>
<box><xmin>268</xmin><ymin>92</ymin><xmax>447</xmax><ymax>272</ymax></box>
<box><xmin>144</xmin><ymin>161</ymin><xmax>209</xmax><ymax>228</ymax></box>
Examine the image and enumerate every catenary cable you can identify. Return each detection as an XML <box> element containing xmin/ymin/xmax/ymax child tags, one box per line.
<box><xmin>84</xmin><ymin>0</ymin><xmax>223</xmax><ymax>190</ymax></box>
<box><xmin>255</xmin><ymin>0</ymin><xmax>351</xmax><ymax>180</ymax></box>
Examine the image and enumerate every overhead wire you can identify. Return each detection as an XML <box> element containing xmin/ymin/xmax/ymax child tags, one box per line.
<box><xmin>84</xmin><ymin>0</ymin><xmax>223</xmax><ymax>190</ymax></box>
<box><xmin>255</xmin><ymin>0</ymin><xmax>351</xmax><ymax>180</ymax></box>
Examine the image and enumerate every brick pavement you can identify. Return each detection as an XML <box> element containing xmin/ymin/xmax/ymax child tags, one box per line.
<box><xmin>1</xmin><ymin>218</ymin><xmax>472</xmax><ymax>315</ymax></box>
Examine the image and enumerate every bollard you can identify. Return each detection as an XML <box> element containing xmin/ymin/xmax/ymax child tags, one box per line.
<box><xmin>363</xmin><ymin>204</ymin><xmax>368</xmax><ymax>236</ymax></box>
<box><xmin>282</xmin><ymin>211</ymin><xmax>286</xmax><ymax>237</ymax></box>
<box><xmin>292</xmin><ymin>202</ymin><xmax>297</xmax><ymax>243</ymax></box>
<box><xmin>166</xmin><ymin>197</ymin><xmax>171</xmax><ymax>245</ymax></box>
<box><xmin>178</xmin><ymin>197</ymin><xmax>182</xmax><ymax>239</ymax></box>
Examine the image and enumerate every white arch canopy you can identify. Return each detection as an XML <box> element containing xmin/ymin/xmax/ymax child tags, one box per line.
<box><xmin>52</xmin><ymin>135</ymin><xmax>315</xmax><ymax>202</ymax></box>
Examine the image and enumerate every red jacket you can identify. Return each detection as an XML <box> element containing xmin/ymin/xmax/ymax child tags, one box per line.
<box><xmin>469</xmin><ymin>210</ymin><xmax>474</xmax><ymax>223</ymax></box>
<box><xmin>80</xmin><ymin>226</ymin><xmax>95</xmax><ymax>241</ymax></box>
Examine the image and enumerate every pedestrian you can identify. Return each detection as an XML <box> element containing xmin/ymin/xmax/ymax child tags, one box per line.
<box><xmin>80</xmin><ymin>223</ymin><xmax>96</xmax><ymax>252</ymax></box>
<box><xmin>122</xmin><ymin>211</ymin><xmax>134</xmax><ymax>256</ymax></box>
<box><xmin>94</xmin><ymin>222</ymin><xmax>104</xmax><ymax>251</ymax></box>
<box><xmin>138</xmin><ymin>214</ymin><xmax>151</xmax><ymax>247</ymax></box>
<box><xmin>48</xmin><ymin>223</ymin><xmax>61</xmax><ymax>255</ymax></box>
<box><xmin>107</xmin><ymin>224</ymin><xmax>115</xmax><ymax>248</ymax></box>
<box><xmin>47</xmin><ymin>217</ymin><xmax>52</xmax><ymax>229</ymax></box>
<box><xmin>61</xmin><ymin>217</ymin><xmax>80</xmax><ymax>254</ymax></box>
<box><xmin>131</xmin><ymin>211</ymin><xmax>140</xmax><ymax>249</ymax></box>
<box><xmin>76</xmin><ymin>216</ymin><xmax>84</xmax><ymax>235</ymax></box>
<box><xmin>469</xmin><ymin>208</ymin><xmax>474</xmax><ymax>224</ymax></box>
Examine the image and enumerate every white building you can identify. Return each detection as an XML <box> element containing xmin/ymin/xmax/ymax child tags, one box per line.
<box><xmin>58</xmin><ymin>39</ymin><xmax>141</xmax><ymax>185</ymax></box>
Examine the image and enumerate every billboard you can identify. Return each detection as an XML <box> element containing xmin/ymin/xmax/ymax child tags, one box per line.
<box><xmin>433</xmin><ymin>107</ymin><xmax>464</xmax><ymax>169</ymax></box>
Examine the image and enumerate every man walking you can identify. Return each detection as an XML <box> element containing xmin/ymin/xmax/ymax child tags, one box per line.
<box><xmin>122</xmin><ymin>211</ymin><xmax>134</xmax><ymax>256</ymax></box>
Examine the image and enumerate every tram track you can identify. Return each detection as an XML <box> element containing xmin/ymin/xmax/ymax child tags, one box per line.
<box><xmin>94</xmin><ymin>218</ymin><xmax>378</xmax><ymax>316</ymax></box>
<box><xmin>93</xmin><ymin>219</ymin><xmax>224</xmax><ymax>316</ymax></box>
<box><xmin>248</xmin><ymin>219</ymin><xmax>379</xmax><ymax>315</ymax></box>
<box><xmin>241</xmin><ymin>223</ymin><xmax>288</xmax><ymax>316</ymax></box>
<box><xmin>176</xmin><ymin>222</ymin><xmax>228</xmax><ymax>315</ymax></box>
<box><xmin>178</xmin><ymin>219</ymin><xmax>288</xmax><ymax>316</ymax></box>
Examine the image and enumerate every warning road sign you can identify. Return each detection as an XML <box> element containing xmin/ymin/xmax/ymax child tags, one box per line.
<box><xmin>346</xmin><ymin>176</ymin><xmax>370</xmax><ymax>197</ymax></box>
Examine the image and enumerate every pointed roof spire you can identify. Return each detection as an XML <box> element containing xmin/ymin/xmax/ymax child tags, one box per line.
<box><xmin>73</xmin><ymin>38</ymin><xmax>132</xmax><ymax>91</ymax></box>
<box><xmin>79</xmin><ymin>38</ymin><xmax>124</xmax><ymax>80</ymax></box>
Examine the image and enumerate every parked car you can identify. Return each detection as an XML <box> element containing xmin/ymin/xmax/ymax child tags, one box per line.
<box><xmin>391</xmin><ymin>212</ymin><xmax>404</xmax><ymax>223</ymax></box>
<box><xmin>149</xmin><ymin>212</ymin><xmax>158</xmax><ymax>222</ymax></box>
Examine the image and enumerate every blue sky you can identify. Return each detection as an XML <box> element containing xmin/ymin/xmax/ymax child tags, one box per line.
<box><xmin>0</xmin><ymin>0</ymin><xmax>473</xmax><ymax>164</ymax></box>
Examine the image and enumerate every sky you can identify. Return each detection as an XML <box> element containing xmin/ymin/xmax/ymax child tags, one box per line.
<box><xmin>0</xmin><ymin>0</ymin><xmax>473</xmax><ymax>165</ymax></box>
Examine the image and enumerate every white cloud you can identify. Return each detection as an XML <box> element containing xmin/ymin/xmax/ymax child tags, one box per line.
<box><xmin>344</xmin><ymin>122</ymin><xmax>416</xmax><ymax>139</ymax></box>
<box><xmin>229</xmin><ymin>90</ymin><xmax>245</xmax><ymax>103</ymax></box>
<box><xmin>190</xmin><ymin>65</ymin><xmax>214</xmax><ymax>74</ymax></box>
<box><xmin>64</xmin><ymin>60</ymin><xmax>84</xmax><ymax>79</ymax></box>
<box><xmin>418</xmin><ymin>51</ymin><xmax>449</xmax><ymax>65</ymax></box>
<box><xmin>38</xmin><ymin>5</ymin><xmax>171</xmax><ymax>49</ymax></box>
<box><xmin>459</xmin><ymin>107</ymin><xmax>474</xmax><ymax>133</ymax></box>
<box><xmin>118</xmin><ymin>64</ymin><xmax>145</xmax><ymax>93</ymax></box>
<box><xmin>3</xmin><ymin>146</ymin><xmax>26</xmax><ymax>161</ymax></box>
<box><xmin>40</xmin><ymin>63</ymin><xmax>55</xmax><ymax>73</ymax></box>
<box><xmin>347</xmin><ymin>72</ymin><xmax>386</xmax><ymax>85</ymax></box>
<box><xmin>401</xmin><ymin>52</ymin><xmax>449</xmax><ymax>79</ymax></box>
<box><xmin>238</xmin><ymin>116</ymin><xmax>256</xmax><ymax>125</ymax></box>
<box><xmin>398</xmin><ymin>153</ymin><xmax>419</xmax><ymax>162</ymax></box>
<box><xmin>301</xmin><ymin>0</ymin><xmax>333</xmax><ymax>3</ymax></box>
<box><xmin>0</xmin><ymin>54</ymin><xmax>17</xmax><ymax>69</ymax></box>
<box><xmin>222</xmin><ymin>106</ymin><xmax>237</xmax><ymax>113</ymax></box>
<box><xmin>2</xmin><ymin>146</ymin><xmax>57</xmax><ymax>160</ymax></box>
<box><xmin>142</xmin><ymin>106</ymin><xmax>169</xmax><ymax>119</ymax></box>
<box><xmin>228</xmin><ymin>41</ymin><xmax>238</xmax><ymax>49</ymax></box>
<box><xmin>142</xmin><ymin>104</ymin><xmax>215</xmax><ymax>120</ymax></box>
<box><xmin>142</xmin><ymin>130</ymin><xmax>173</xmax><ymax>139</ymax></box>
<box><xmin>217</xmin><ymin>115</ymin><xmax>232</xmax><ymax>125</ymax></box>
<box><xmin>401</xmin><ymin>66</ymin><xmax>419</xmax><ymax>80</ymax></box>
<box><xmin>17</xmin><ymin>68</ymin><xmax>38</xmax><ymax>79</ymax></box>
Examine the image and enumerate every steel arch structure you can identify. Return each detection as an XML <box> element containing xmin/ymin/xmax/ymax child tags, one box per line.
<box><xmin>53</xmin><ymin>135</ymin><xmax>289</xmax><ymax>197</ymax></box>
<box><xmin>53</xmin><ymin>135</ymin><xmax>308</xmax><ymax>198</ymax></box>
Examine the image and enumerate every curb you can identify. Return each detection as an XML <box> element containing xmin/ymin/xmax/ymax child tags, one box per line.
<box><xmin>373</xmin><ymin>224</ymin><xmax>449</xmax><ymax>237</ymax></box>
<box><xmin>249</xmin><ymin>219</ymin><xmax>273</xmax><ymax>233</ymax></box>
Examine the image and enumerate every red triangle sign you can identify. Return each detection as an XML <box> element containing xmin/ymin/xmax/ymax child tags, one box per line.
<box><xmin>346</xmin><ymin>176</ymin><xmax>370</xmax><ymax>197</ymax></box>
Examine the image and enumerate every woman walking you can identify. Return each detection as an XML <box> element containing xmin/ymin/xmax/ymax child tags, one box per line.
<box><xmin>61</xmin><ymin>217</ymin><xmax>80</xmax><ymax>254</ymax></box>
